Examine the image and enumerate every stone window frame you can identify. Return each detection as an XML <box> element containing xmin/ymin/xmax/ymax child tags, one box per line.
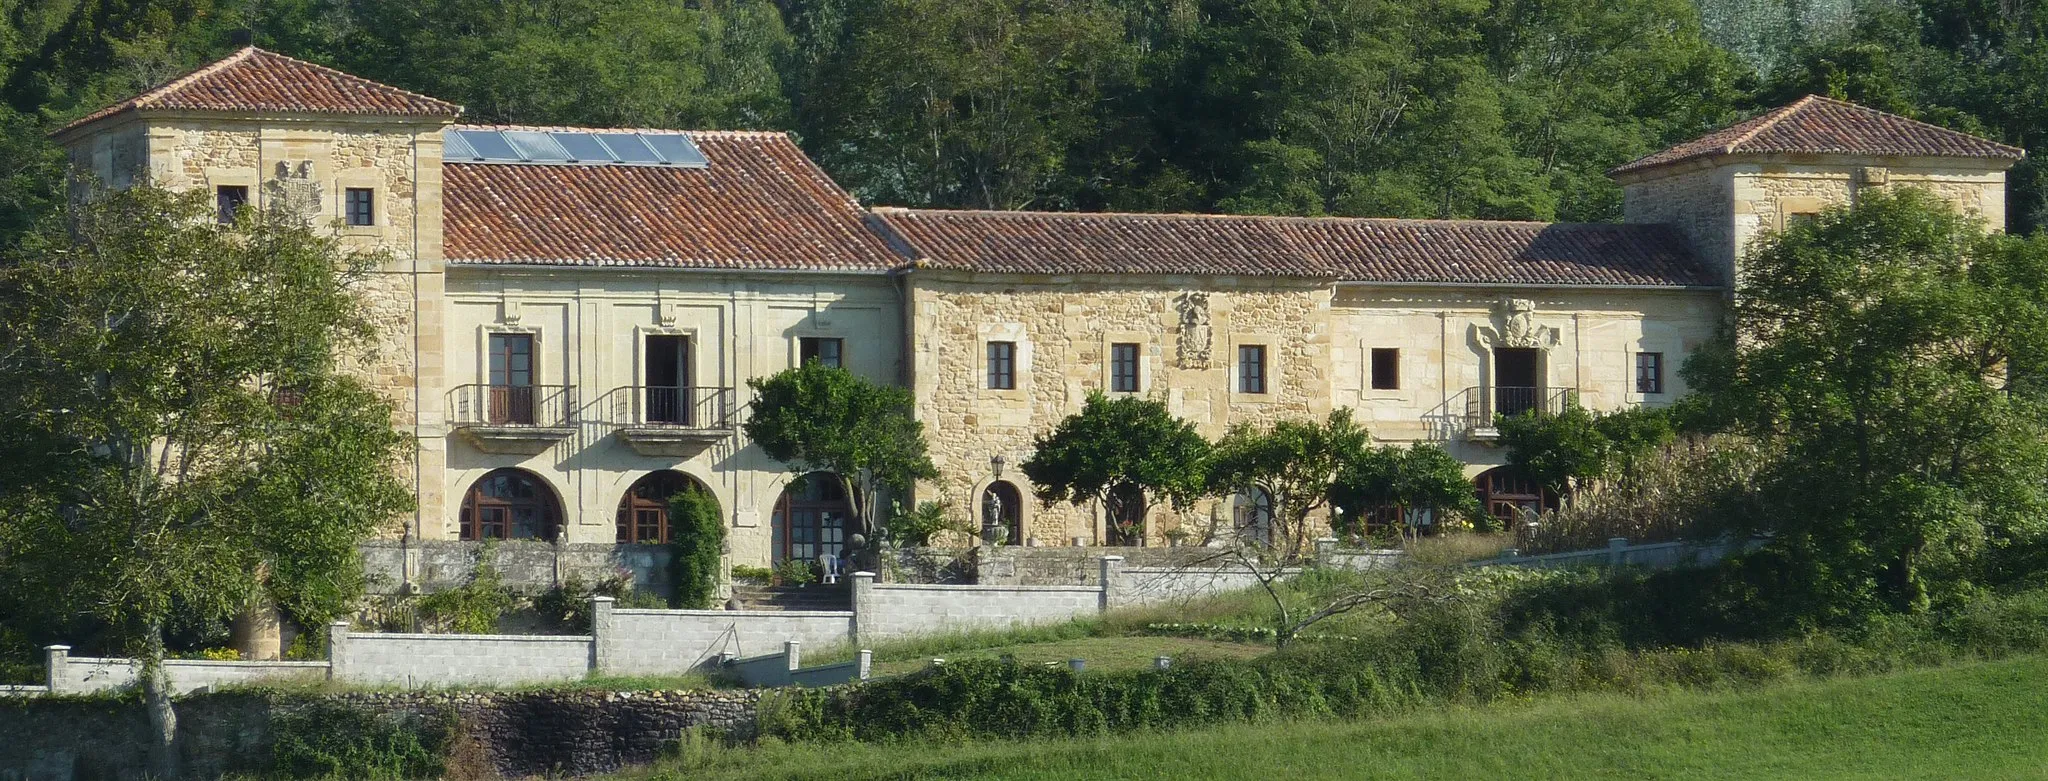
<box><xmin>1627</xmin><ymin>324</ymin><xmax>1679</xmax><ymax>405</ymax></box>
<box><xmin>203</xmin><ymin>167</ymin><xmax>257</xmax><ymax>225</ymax></box>
<box><xmin>334</xmin><ymin>167</ymin><xmax>393</xmax><ymax>241</ymax></box>
<box><xmin>1229</xmin><ymin>333</ymin><xmax>1281</xmax><ymax>404</ymax></box>
<box><xmin>474</xmin><ymin>321</ymin><xmax>546</xmax><ymax>390</ymax></box>
<box><xmin>630</xmin><ymin>322</ymin><xmax>703</xmax><ymax>396</ymax></box>
<box><xmin>1775</xmin><ymin>195</ymin><xmax>1829</xmax><ymax>231</ymax></box>
<box><xmin>1100</xmin><ymin>331</ymin><xmax>1151</xmax><ymax>395</ymax></box>
<box><xmin>1360</xmin><ymin>339</ymin><xmax>1413</xmax><ymax>402</ymax></box>
<box><xmin>792</xmin><ymin>334</ymin><xmax>845</xmax><ymax>369</ymax></box>
<box><xmin>977</xmin><ymin>322</ymin><xmax>1032</xmax><ymax>401</ymax></box>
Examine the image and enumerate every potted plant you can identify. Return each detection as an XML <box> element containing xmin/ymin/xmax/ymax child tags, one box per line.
<box><xmin>775</xmin><ymin>558</ymin><xmax>818</xmax><ymax>588</ymax></box>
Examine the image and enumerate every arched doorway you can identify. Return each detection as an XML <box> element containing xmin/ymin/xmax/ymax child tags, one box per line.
<box><xmin>460</xmin><ymin>468</ymin><xmax>562</xmax><ymax>541</ymax></box>
<box><xmin>1474</xmin><ymin>466</ymin><xmax>1555</xmax><ymax>530</ymax></box>
<box><xmin>775</xmin><ymin>472</ymin><xmax>850</xmax><ymax>566</ymax></box>
<box><xmin>1232</xmin><ymin>487</ymin><xmax>1274</xmax><ymax>545</ymax></box>
<box><xmin>1105</xmin><ymin>483</ymin><xmax>1146</xmax><ymax>546</ymax></box>
<box><xmin>981</xmin><ymin>480</ymin><xmax>1025</xmax><ymax>545</ymax></box>
<box><xmin>616</xmin><ymin>470</ymin><xmax>713</xmax><ymax>544</ymax></box>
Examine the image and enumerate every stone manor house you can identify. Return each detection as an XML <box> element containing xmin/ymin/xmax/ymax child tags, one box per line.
<box><xmin>53</xmin><ymin>48</ymin><xmax>2023</xmax><ymax>570</ymax></box>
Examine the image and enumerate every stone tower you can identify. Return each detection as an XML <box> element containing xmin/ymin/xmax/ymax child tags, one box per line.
<box><xmin>1612</xmin><ymin>95</ymin><xmax>2024</xmax><ymax>288</ymax></box>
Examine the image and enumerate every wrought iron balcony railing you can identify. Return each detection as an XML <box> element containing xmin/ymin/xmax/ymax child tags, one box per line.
<box><xmin>1463</xmin><ymin>386</ymin><xmax>1577</xmax><ymax>430</ymax></box>
<box><xmin>449</xmin><ymin>384</ymin><xmax>577</xmax><ymax>428</ymax></box>
<box><xmin>599</xmin><ymin>386</ymin><xmax>737</xmax><ymax>429</ymax></box>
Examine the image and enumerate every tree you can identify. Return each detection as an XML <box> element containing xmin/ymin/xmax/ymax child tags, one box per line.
<box><xmin>1330</xmin><ymin>442</ymin><xmax>1481</xmax><ymax>536</ymax></box>
<box><xmin>1020</xmin><ymin>392</ymin><xmax>1208</xmax><ymax>546</ymax></box>
<box><xmin>1498</xmin><ymin>402</ymin><xmax>1676</xmax><ymax>497</ymax></box>
<box><xmin>743</xmin><ymin>361</ymin><xmax>938</xmax><ymax>557</ymax></box>
<box><xmin>669</xmin><ymin>488</ymin><xmax>725</xmax><ymax>610</ymax></box>
<box><xmin>1683</xmin><ymin>188</ymin><xmax>2048</xmax><ymax>615</ymax></box>
<box><xmin>1205</xmin><ymin>409</ymin><xmax>1371</xmax><ymax>562</ymax></box>
<box><xmin>0</xmin><ymin>186</ymin><xmax>413</xmax><ymax>778</ymax></box>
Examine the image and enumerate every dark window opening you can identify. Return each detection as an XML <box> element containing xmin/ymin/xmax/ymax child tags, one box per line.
<box><xmin>987</xmin><ymin>341</ymin><xmax>1017</xmax><ymax>389</ymax></box>
<box><xmin>1239</xmin><ymin>345</ymin><xmax>1267</xmax><ymax>394</ymax></box>
<box><xmin>344</xmin><ymin>187</ymin><xmax>375</xmax><ymax>226</ymax></box>
<box><xmin>799</xmin><ymin>337</ymin><xmax>843</xmax><ymax>369</ymax></box>
<box><xmin>1636</xmin><ymin>352</ymin><xmax>1665</xmax><ymax>394</ymax></box>
<box><xmin>777</xmin><ymin>472</ymin><xmax>850</xmax><ymax>566</ymax></box>
<box><xmin>1370</xmin><ymin>348</ymin><xmax>1400</xmax><ymax>390</ymax></box>
<box><xmin>645</xmin><ymin>334</ymin><xmax>692</xmax><ymax>424</ymax></box>
<box><xmin>215</xmin><ymin>185</ymin><xmax>249</xmax><ymax>225</ymax></box>
<box><xmin>488</xmin><ymin>333</ymin><xmax>535</xmax><ymax>424</ymax></box>
<box><xmin>1110</xmin><ymin>342</ymin><xmax>1139</xmax><ymax>392</ymax></box>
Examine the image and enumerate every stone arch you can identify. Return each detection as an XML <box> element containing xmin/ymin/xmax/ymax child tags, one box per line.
<box><xmin>978</xmin><ymin>480</ymin><xmax>1027</xmax><ymax>546</ymax></box>
<box><xmin>458</xmin><ymin>467</ymin><xmax>564</xmax><ymax>542</ymax></box>
<box><xmin>615</xmin><ymin>470</ymin><xmax>717</xmax><ymax>544</ymax></box>
<box><xmin>771</xmin><ymin>471</ymin><xmax>852</xmax><ymax>566</ymax></box>
<box><xmin>1231</xmin><ymin>486</ymin><xmax>1275</xmax><ymax>544</ymax></box>
<box><xmin>1473</xmin><ymin>466</ymin><xmax>1556</xmax><ymax>530</ymax></box>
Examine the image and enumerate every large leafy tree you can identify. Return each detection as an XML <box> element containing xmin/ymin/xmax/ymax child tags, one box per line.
<box><xmin>1684</xmin><ymin>189</ymin><xmax>2048</xmax><ymax>616</ymax></box>
<box><xmin>743</xmin><ymin>361</ymin><xmax>938</xmax><ymax>552</ymax></box>
<box><xmin>1330</xmin><ymin>442</ymin><xmax>1481</xmax><ymax>534</ymax></box>
<box><xmin>1020</xmin><ymin>392</ymin><xmax>1209</xmax><ymax>545</ymax></box>
<box><xmin>1205</xmin><ymin>409</ymin><xmax>1371</xmax><ymax>562</ymax></box>
<box><xmin>0</xmin><ymin>186</ymin><xmax>413</xmax><ymax>777</ymax></box>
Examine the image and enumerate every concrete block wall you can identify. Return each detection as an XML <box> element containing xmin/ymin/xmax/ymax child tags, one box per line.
<box><xmin>594</xmin><ymin>597</ymin><xmax>855</xmax><ymax>675</ymax></box>
<box><xmin>361</xmin><ymin>539</ymin><xmax>673</xmax><ymax>595</ymax></box>
<box><xmin>852</xmin><ymin>568</ymin><xmax>1112</xmax><ymax>642</ymax></box>
<box><xmin>41</xmin><ymin>647</ymin><xmax>329</xmax><ymax>695</ymax></box>
<box><xmin>329</xmin><ymin>625</ymin><xmax>594</xmax><ymax>686</ymax></box>
<box><xmin>1114</xmin><ymin>566</ymin><xmax>1268</xmax><ymax>608</ymax></box>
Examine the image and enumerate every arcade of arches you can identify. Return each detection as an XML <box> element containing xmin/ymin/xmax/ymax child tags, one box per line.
<box><xmin>459</xmin><ymin>468</ymin><xmax>563</xmax><ymax>541</ymax></box>
<box><xmin>775</xmin><ymin>472</ymin><xmax>852</xmax><ymax>565</ymax></box>
<box><xmin>616</xmin><ymin>470</ymin><xmax>715</xmax><ymax>544</ymax></box>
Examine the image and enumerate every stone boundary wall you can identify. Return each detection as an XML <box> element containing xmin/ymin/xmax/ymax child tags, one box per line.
<box><xmin>1114</xmin><ymin>566</ymin><xmax>1271</xmax><ymax>608</ymax></box>
<box><xmin>597</xmin><ymin>601</ymin><xmax>853</xmax><ymax>675</ymax></box>
<box><xmin>0</xmin><ymin>688</ymin><xmax>763</xmax><ymax>781</ymax></box>
<box><xmin>1491</xmin><ymin>536</ymin><xmax>1764</xmax><ymax>570</ymax></box>
<box><xmin>331</xmin><ymin>629</ymin><xmax>594</xmax><ymax>687</ymax></box>
<box><xmin>978</xmin><ymin>545</ymin><xmax>1235</xmax><ymax>586</ymax></box>
<box><xmin>40</xmin><ymin>648</ymin><xmax>329</xmax><ymax>696</ymax></box>
<box><xmin>361</xmin><ymin>539</ymin><xmax>674</xmax><ymax>596</ymax></box>
<box><xmin>856</xmin><ymin>580</ymin><xmax>1106</xmax><ymax>641</ymax></box>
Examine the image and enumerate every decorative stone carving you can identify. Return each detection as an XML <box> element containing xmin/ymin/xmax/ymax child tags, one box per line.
<box><xmin>1473</xmin><ymin>298</ymin><xmax>1558</xmax><ymax>350</ymax></box>
<box><xmin>263</xmin><ymin>160</ymin><xmax>321</xmax><ymax>219</ymax></box>
<box><xmin>1174</xmin><ymin>291</ymin><xmax>1212</xmax><ymax>369</ymax></box>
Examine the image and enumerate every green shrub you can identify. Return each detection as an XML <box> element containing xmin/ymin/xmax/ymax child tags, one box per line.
<box><xmin>775</xmin><ymin>559</ymin><xmax>818</xmax><ymax>586</ymax></box>
<box><xmin>671</xmin><ymin>488</ymin><xmax>726</xmax><ymax>609</ymax></box>
<box><xmin>270</xmin><ymin>700</ymin><xmax>452</xmax><ymax>779</ymax></box>
<box><xmin>732</xmin><ymin>565</ymin><xmax>774</xmax><ymax>585</ymax></box>
<box><xmin>413</xmin><ymin>555</ymin><xmax>513</xmax><ymax>634</ymax></box>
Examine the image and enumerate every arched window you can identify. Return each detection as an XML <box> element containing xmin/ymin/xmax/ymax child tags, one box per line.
<box><xmin>775</xmin><ymin>472</ymin><xmax>850</xmax><ymax>565</ymax></box>
<box><xmin>616</xmin><ymin>470</ymin><xmax>711</xmax><ymax>544</ymax></box>
<box><xmin>1233</xmin><ymin>487</ymin><xmax>1274</xmax><ymax>544</ymax></box>
<box><xmin>460</xmin><ymin>468</ymin><xmax>562</xmax><ymax>541</ymax></box>
<box><xmin>981</xmin><ymin>481</ymin><xmax>1025</xmax><ymax>546</ymax></box>
<box><xmin>1106</xmin><ymin>483</ymin><xmax>1146</xmax><ymax>546</ymax></box>
<box><xmin>1474</xmin><ymin>466</ymin><xmax>1555</xmax><ymax>530</ymax></box>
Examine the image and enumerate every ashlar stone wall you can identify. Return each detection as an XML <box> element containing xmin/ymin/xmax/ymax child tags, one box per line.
<box><xmin>908</xmin><ymin>273</ymin><xmax>1333</xmax><ymax>546</ymax></box>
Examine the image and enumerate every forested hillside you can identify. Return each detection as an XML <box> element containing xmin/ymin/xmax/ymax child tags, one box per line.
<box><xmin>1</xmin><ymin>0</ymin><xmax>2042</xmax><ymax>232</ymax></box>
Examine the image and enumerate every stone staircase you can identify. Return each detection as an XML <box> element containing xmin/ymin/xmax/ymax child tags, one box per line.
<box><xmin>729</xmin><ymin>584</ymin><xmax>852</xmax><ymax>612</ymax></box>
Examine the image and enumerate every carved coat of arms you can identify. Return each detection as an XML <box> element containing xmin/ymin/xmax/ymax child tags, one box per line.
<box><xmin>1174</xmin><ymin>291</ymin><xmax>1212</xmax><ymax>369</ymax></box>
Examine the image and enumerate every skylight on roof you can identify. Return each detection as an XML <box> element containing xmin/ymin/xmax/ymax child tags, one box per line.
<box><xmin>444</xmin><ymin>128</ymin><xmax>709</xmax><ymax>168</ymax></box>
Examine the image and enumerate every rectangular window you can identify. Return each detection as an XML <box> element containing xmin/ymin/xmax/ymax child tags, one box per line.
<box><xmin>215</xmin><ymin>185</ymin><xmax>249</xmax><ymax>225</ymax></box>
<box><xmin>344</xmin><ymin>187</ymin><xmax>375</xmax><ymax>226</ymax></box>
<box><xmin>1636</xmin><ymin>352</ymin><xmax>1664</xmax><ymax>394</ymax></box>
<box><xmin>987</xmin><ymin>341</ymin><xmax>1017</xmax><ymax>389</ymax></box>
<box><xmin>1239</xmin><ymin>345</ymin><xmax>1268</xmax><ymax>394</ymax></box>
<box><xmin>487</xmin><ymin>333</ymin><xmax>535</xmax><ymax>425</ymax></box>
<box><xmin>1370</xmin><ymin>348</ymin><xmax>1400</xmax><ymax>390</ymax></box>
<box><xmin>799</xmin><ymin>337</ymin><xmax>843</xmax><ymax>369</ymax></box>
<box><xmin>1109</xmin><ymin>342</ymin><xmax>1140</xmax><ymax>393</ymax></box>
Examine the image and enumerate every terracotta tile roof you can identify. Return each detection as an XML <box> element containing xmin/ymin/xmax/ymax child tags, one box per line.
<box><xmin>1611</xmin><ymin>95</ymin><xmax>2023</xmax><ymax>176</ymax></box>
<box><xmin>869</xmin><ymin>209</ymin><xmax>1716</xmax><ymax>287</ymax></box>
<box><xmin>59</xmin><ymin>47</ymin><xmax>460</xmax><ymax>134</ymax></box>
<box><xmin>444</xmin><ymin>129</ymin><xmax>900</xmax><ymax>271</ymax></box>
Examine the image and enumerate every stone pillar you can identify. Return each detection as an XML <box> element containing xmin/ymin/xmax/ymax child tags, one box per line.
<box><xmin>850</xmin><ymin>571</ymin><xmax>876</xmax><ymax>646</ymax></box>
<box><xmin>44</xmin><ymin>645</ymin><xmax>69</xmax><ymax>694</ymax></box>
<box><xmin>857</xmin><ymin>650</ymin><xmax>873</xmax><ymax>681</ymax></box>
<box><xmin>589</xmin><ymin>596</ymin><xmax>616</xmax><ymax>675</ymax></box>
<box><xmin>1607</xmin><ymin>537</ymin><xmax>1629</xmax><ymax>567</ymax></box>
<box><xmin>230</xmin><ymin>597</ymin><xmax>284</xmax><ymax>661</ymax></box>
<box><xmin>327</xmin><ymin>621</ymin><xmax>351</xmax><ymax>682</ymax></box>
<box><xmin>784</xmin><ymin>640</ymin><xmax>802</xmax><ymax>673</ymax></box>
<box><xmin>1099</xmin><ymin>555</ymin><xmax>1125</xmax><ymax>612</ymax></box>
<box><xmin>1314</xmin><ymin>537</ymin><xmax>1338</xmax><ymax>564</ymax></box>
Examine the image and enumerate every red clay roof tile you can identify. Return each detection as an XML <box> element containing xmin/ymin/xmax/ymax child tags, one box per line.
<box><xmin>1611</xmin><ymin>95</ymin><xmax>2022</xmax><ymax>176</ymax></box>
<box><xmin>443</xmin><ymin>129</ymin><xmax>900</xmax><ymax>272</ymax></box>
<box><xmin>870</xmin><ymin>209</ymin><xmax>1715</xmax><ymax>287</ymax></box>
<box><xmin>59</xmin><ymin>47</ymin><xmax>460</xmax><ymax>134</ymax></box>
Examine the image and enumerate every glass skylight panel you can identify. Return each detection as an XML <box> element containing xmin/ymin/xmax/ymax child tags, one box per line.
<box><xmin>551</xmin><ymin>132</ymin><xmax>610</xmax><ymax>163</ymax></box>
<box><xmin>455</xmin><ymin>130</ymin><xmax>520</xmax><ymax>161</ymax></box>
<box><xmin>442</xmin><ymin>131</ymin><xmax>480</xmax><ymax>161</ymax></box>
<box><xmin>503</xmin><ymin>130</ymin><xmax>571</xmax><ymax>162</ymax></box>
<box><xmin>645</xmin><ymin>134</ymin><xmax>709</xmax><ymax>167</ymax></box>
<box><xmin>595</xmin><ymin>133</ymin><xmax>663</xmax><ymax>164</ymax></box>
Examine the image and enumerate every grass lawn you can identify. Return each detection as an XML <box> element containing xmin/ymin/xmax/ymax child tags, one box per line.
<box><xmin>626</xmin><ymin>652</ymin><xmax>2048</xmax><ymax>780</ymax></box>
<box><xmin>866</xmin><ymin>635</ymin><xmax>1269</xmax><ymax>677</ymax></box>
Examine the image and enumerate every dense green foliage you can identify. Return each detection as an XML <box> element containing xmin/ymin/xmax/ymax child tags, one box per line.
<box><xmin>269</xmin><ymin>700</ymin><xmax>452</xmax><ymax>780</ymax></box>
<box><xmin>1206</xmin><ymin>410</ymin><xmax>1370</xmax><ymax>560</ymax></box>
<box><xmin>10</xmin><ymin>0</ymin><xmax>2048</xmax><ymax>236</ymax></box>
<box><xmin>1328</xmin><ymin>443</ymin><xmax>1481</xmax><ymax>534</ymax></box>
<box><xmin>1021</xmin><ymin>392</ymin><xmax>1210</xmax><ymax>544</ymax></box>
<box><xmin>1498</xmin><ymin>403</ymin><xmax>1676</xmax><ymax>495</ymax></box>
<box><xmin>743</xmin><ymin>362</ymin><xmax>936</xmax><ymax>541</ymax></box>
<box><xmin>670</xmin><ymin>488</ymin><xmax>726</xmax><ymax>610</ymax></box>
<box><xmin>1684</xmin><ymin>190</ymin><xmax>2048</xmax><ymax>617</ymax></box>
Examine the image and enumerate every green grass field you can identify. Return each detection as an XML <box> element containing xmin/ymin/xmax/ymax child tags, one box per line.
<box><xmin>624</xmin><ymin>653</ymin><xmax>2048</xmax><ymax>780</ymax></box>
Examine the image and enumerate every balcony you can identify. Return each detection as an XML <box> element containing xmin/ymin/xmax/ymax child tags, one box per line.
<box><xmin>449</xmin><ymin>384</ymin><xmax>578</xmax><ymax>455</ymax></box>
<box><xmin>1461</xmin><ymin>386</ymin><xmax>1577</xmax><ymax>440</ymax></box>
<box><xmin>599</xmin><ymin>386</ymin><xmax>738</xmax><ymax>458</ymax></box>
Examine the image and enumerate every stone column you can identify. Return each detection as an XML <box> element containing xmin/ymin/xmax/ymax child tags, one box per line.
<box><xmin>44</xmin><ymin>645</ymin><xmax>69</xmax><ymax>694</ymax></box>
<box><xmin>850</xmin><ymin>571</ymin><xmax>876</xmax><ymax>646</ymax></box>
<box><xmin>1099</xmin><ymin>555</ymin><xmax>1125</xmax><ymax>612</ymax></box>
<box><xmin>857</xmin><ymin>649</ymin><xmax>873</xmax><ymax>681</ymax></box>
<box><xmin>1607</xmin><ymin>537</ymin><xmax>1629</xmax><ymax>567</ymax></box>
<box><xmin>1314</xmin><ymin>537</ymin><xmax>1338</xmax><ymax>565</ymax></box>
<box><xmin>589</xmin><ymin>596</ymin><xmax>616</xmax><ymax>676</ymax></box>
<box><xmin>327</xmin><ymin>621</ymin><xmax>351</xmax><ymax>682</ymax></box>
<box><xmin>784</xmin><ymin>640</ymin><xmax>802</xmax><ymax>673</ymax></box>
